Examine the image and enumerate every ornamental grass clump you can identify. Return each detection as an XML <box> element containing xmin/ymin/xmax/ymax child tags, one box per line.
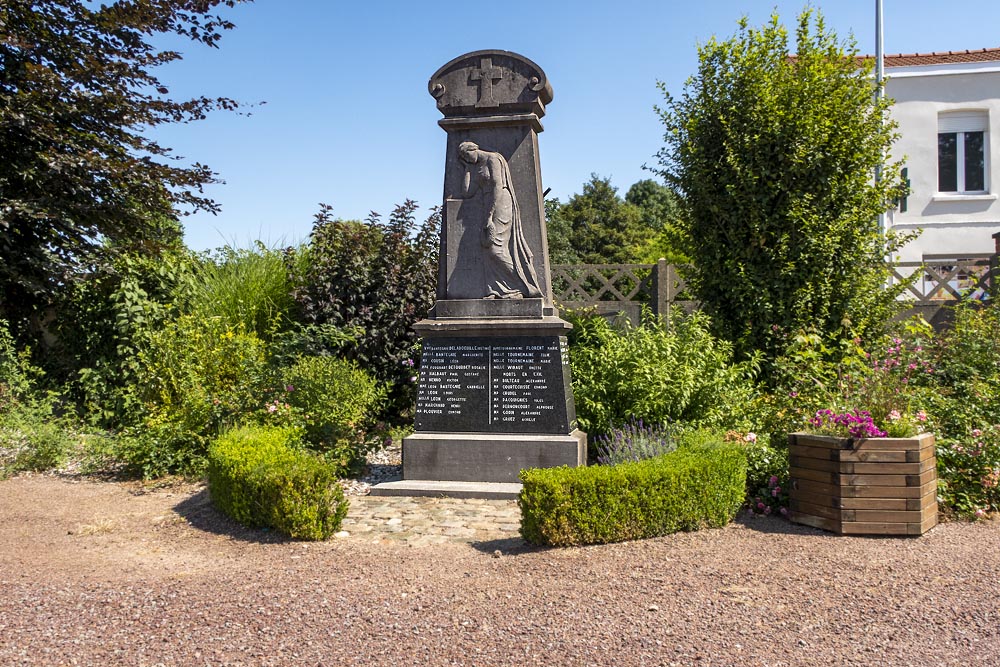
<box><xmin>595</xmin><ymin>418</ymin><xmax>678</xmax><ymax>466</ymax></box>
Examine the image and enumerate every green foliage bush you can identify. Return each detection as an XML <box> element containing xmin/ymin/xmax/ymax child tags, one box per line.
<box><xmin>118</xmin><ymin>315</ymin><xmax>278</xmax><ymax>478</ymax></box>
<box><xmin>915</xmin><ymin>304</ymin><xmax>1000</xmax><ymax>437</ymax></box>
<box><xmin>278</xmin><ymin>355</ymin><xmax>385</xmax><ymax>474</ymax></box>
<box><xmin>742</xmin><ymin>437</ymin><xmax>789</xmax><ymax>501</ymax></box>
<box><xmin>289</xmin><ymin>201</ymin><xmax>438</xmax><ymax>418</ymax></box>
<box><xmin>567</xmin><ymin>309</ymin><xmax>760</xmax><ymax>436</ymax></box>
<box><xmin>936</xmin><ymin>425</ymin><xmax>1000</xmax><ymax>518</ymax></box>
<box><xmin>518</xmin><ymin>443</ymin><xmax>747</xmax><ymax>546</ymax></box>
<box><xmin>0</xmin><ymin>417</ymin><xmax>73</xmax><ymax>478</ymax></box>
<box><xmin>763</xmin><ymin>320</ymin><xmax>935</xmax><ymax>440</ymax></box>
<box><xmin>0</xmin><ymin>318</ymin><xmax>74</xmax><ymax>477</ymax></box>
<box><xmin>52</xmin><ymin>248</ymin><xmax>193</xmax><ymax>426</ymax></box>
<box><xmin>655</xmin><ymin>10</ymin><xmax>909</xmax><ymax>367</ymax></box>
<box><xmin>207</xmin><ymin>425</ymin><xmax>348</xmax><ymax>540</ymax></box>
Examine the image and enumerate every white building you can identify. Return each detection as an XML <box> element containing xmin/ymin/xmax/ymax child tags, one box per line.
<box><xmin>884</xmin><ymin>48</ymin><xmax>1000</xmax><ymax>268</ymax></box>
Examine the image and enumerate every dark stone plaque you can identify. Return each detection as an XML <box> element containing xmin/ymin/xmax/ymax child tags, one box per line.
<box><xmin>414</xmin><ymin>336</ymin><xmax>574</xmax><ymax>434</ymax></box>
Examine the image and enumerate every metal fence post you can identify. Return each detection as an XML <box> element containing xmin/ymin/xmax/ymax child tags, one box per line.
<box><xmin>992</xmin><ymin>232</ymin><xmax>1000</xmax><ymax>301</ymax></box>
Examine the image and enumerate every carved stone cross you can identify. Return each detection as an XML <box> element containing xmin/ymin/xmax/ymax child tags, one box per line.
<box><xmin>470</xmin><ymin>58</ymin><xmax>502</xmax><ymax>108</ymax></box>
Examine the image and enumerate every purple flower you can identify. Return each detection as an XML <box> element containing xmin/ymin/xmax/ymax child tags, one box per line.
<box><xmin>285</xmin><ymin>385</ymin><xmax>294</xmax><ymax>392</ymax></box>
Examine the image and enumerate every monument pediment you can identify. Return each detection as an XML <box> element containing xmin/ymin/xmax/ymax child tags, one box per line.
<box><xmin>429</xmin><ymin>49</ymin><xmax>553</xmax><ymax>118</ymax></box>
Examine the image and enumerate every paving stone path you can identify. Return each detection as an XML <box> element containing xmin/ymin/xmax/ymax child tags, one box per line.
<box><xmin>341</xmin><ymin>495</ymin><xmax>523</xmax><ymax>547</ymax></box>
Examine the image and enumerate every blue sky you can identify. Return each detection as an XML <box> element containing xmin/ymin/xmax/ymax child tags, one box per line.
<box><xmin>151</xmin><ymin>1</ymin><xmax>1000</xmax><ymax>251</ymax></box>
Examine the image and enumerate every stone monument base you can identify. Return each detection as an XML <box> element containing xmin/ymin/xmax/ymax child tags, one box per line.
<box><xmin>400</xmin><ymin>430</ymin><xmax>587</xmax><ymax>484</ymax></box>
<box><xmin>367</xmin><ymin>479</ymin><xmax>523</xmax><ymax>500</ymax></box>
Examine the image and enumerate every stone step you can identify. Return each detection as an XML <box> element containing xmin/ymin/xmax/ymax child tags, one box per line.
<box><xmin>369</xmin><ymin>479</ymin><xmax>522</xmax><ymax>500</ymax></box>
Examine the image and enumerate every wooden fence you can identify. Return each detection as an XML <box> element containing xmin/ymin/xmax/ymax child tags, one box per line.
<box><xmin>552</xmin><ymin>252</ymin><xmax>998</xmax><ymax>327</ymax></box>
<box><xmin>550</xmin><ymin>259</ymin><xmax>693</xmax><ymax>323</ymax></box>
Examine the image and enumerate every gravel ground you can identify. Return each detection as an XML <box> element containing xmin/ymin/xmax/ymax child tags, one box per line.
<box><xmin>1</xmin><ymin>474</ymin><xmax>999</xmax><ymax>667</ymax></box>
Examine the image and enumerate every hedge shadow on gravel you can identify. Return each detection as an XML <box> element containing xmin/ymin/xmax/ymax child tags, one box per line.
<box><xmin>173</xmin><ymin>488</ymin><xmax>294</xmax><ymax>544</ymax></box>
<box><xmin>734</xmin><ymin>511</ymin><xmax>830</xmax><ymax>536</ymax></box>
<box><xmin>469</xmin><ymin>536</ymin><xmax>539</xmax><ymax>556</ymax></box>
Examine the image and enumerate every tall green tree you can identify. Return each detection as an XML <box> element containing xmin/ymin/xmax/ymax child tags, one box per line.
<box><xmin>625</xmin><ymin>179</ymin><xmax>685</xmax><ymax>263</ymax></box>
<box><xmin>655</xmin><ymin>10</ymin><xmax>908</xmax><ymax>366</ymax></box>
<box><xmin>554</xmin><ymin>175</ymin><xmax>646</xmax><ymax>264</ymax></box>
<box><xmin>544</xmin><ymin>197</ymin><xmax>579</xmax><ymax>265</ymax></box>
<box><xmin>0</xmin><ymin>0</ymin><xmax>247</xmax><ymax>329</ymax></box>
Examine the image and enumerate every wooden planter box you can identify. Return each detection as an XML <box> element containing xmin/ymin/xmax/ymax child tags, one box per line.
<box><xmin>787</xmin><ymin>432</ymin><xmax>938</xmax><ymax>536</ymax></box>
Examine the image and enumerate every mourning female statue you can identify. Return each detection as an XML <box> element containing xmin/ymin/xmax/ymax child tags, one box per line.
<box><xmin>457</xmin><ymin>141</ymin><xmax>542</xmax><ymax>299</ymax></box>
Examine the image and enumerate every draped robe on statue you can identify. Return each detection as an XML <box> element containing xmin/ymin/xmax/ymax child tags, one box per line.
<box><xmin>471</xmin><ymin>149</ymin><xmax>542</xmax><ymax>299</ymax></box>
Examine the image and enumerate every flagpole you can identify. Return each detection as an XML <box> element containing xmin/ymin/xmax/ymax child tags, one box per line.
<box><xmin>876</xmin><ymin>0</ymin><xmax>886</xmax><ymax>239</ymax></box>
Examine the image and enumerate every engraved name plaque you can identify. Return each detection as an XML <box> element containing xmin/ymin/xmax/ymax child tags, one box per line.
<box><xmin>414</xmin><ymin>336</ymin><xmax>574</xmax><ymax>434</ymax></box>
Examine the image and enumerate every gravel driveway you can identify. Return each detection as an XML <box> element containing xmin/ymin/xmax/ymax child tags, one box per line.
<box><xmin>1</xmin><ymin>475</ymin><xmax>998</xmax><ymax>666</ymax></box>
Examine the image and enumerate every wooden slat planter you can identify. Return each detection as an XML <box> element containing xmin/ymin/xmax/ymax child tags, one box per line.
<box><xmin>787</xmin><ymin>432</ymin><xmax>938</xmax><ymax>536</ymax></box>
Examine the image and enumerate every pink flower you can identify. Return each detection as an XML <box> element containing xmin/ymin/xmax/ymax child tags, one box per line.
<box><xmin>757</xmin><ymin>502</ymin><xmax>766</xmax><ymax>511</ymax></box>
<box><xmin>285</xmin><ymin>385</ymin><xmax>294</xmax><ymax>392</ymax></box>
<box><xmin>779</xmin><ymin>507</ymin><xmax>788</xmax><ymax>516</ymax></box>
<box><xmin>975</xmin><ymin>509</ymin><xmax>987</xmax><ymax>518</ymax></box>
<box><xmin>763</xmin><ymin>506</ymin><xmax>772</xmax><ymax>515</ymax></box>
<box><xmin>769</xmin><ymin>475</ymin><xmax>779</xmax><ymax>486</ymax></box>
<box><xmin>744</xmin><ymin>432</ymin><xmax>757</xmax><ymax>443</ymax></box>
<box><xmin>267</xmin><ymin>404</ymin><xmax>277</xmax><ymax>413</ymax></box>
<box><xmin>916</xmin><ymin>411</ymin><xmax>927</xmax><ymax>422</ymax></box>
<box><xmin>888</xmin><ymin>410</ymin><xmax>901</xmax><ymax>421</ymax></box>
<box><xmin>972</xmin><ymin>429</ymin><xmax>983</xmax><ymax>437</ymax></box>
<box><xmin>771</xmin><ymin>487</ymin><xmax>780</xmax><ymax>497</ymax></box>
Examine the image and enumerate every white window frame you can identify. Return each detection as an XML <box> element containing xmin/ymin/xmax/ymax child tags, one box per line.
<box><xmin>937</xmin><ymin>111</ymin><xmax>990</xmax><ymax>196</ymax></box>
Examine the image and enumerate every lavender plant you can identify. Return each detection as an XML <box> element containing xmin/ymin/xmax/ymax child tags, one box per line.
<box><xmin>595</xmin><ymin>419</ymin><xmax>679</xmax><ymax>466</ymax></box>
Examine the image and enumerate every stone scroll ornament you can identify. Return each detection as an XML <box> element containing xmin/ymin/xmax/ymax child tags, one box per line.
<box><xmin>456</xmin><ymin>141</ymin><xmax>542</xmax><ymax>299</ymax></box>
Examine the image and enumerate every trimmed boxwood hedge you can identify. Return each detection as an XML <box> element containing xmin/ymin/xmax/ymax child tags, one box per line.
<box><xmin>207</xmin><ymin>425</ymin><xmax>349</xmax><ymax>540</ymax></box>
<box><xmin>518</xmin><ymin>445</ymin><xmax>747</xmax><ymax>546</ymax></box>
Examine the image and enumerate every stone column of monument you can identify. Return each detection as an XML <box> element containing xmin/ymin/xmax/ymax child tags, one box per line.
<box><xmin>373</xmin><ymin>50</ymin><xmax>586</xmax><ymax>497</ymax></box>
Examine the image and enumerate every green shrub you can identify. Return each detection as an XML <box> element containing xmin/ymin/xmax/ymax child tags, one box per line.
<box><xmin>276</xmin><ymin>355</ymin><xmax>385</xmax><ymax>474</ymax></box>
<box><xmin>917</xmin><ymin>304</ymin><xmax>1000</xmax><ymax>437</ymax></box>
<box><xmin>0</xmin><ymin>318</ymin><xmax>31</xmax><ymax>405</ymax></box>
<box><xmin>51</xmin><ymin>249</ymin><xmax>193</xmax><ymax>426</ymax></box>
<box><xmin>518</xmin><ymin>444</ymin><xmax>747</xmax><ymax>546</ymax></box>
<box><xmin>290</xmin><ymin>201</ymin><xmax>438</xmax><ymax>418</ymax></box>
<box><xmin>207</xmin><ymin>425</ymin><xmax>348</xmax><ymax>540</ymax></box>
<box><xmin>119</xmin><ymin>315</ymin><xmax>278</xmax><ymax>478</ymax></box>
<box><xmin>567</xmin><ymin>309</ymin><xmax>760</xmax><ymax>436</ymax></box>
<box><xmin>0</xmin><ymin>418</ymin><xmax>74</xmax><ymax>478</ymax></box>
<box><xmin>936</xmin><ymin>425</ymin><xmax>1000</xmax><ymax>519</ymax></box>
<box><xmin>0</xmin><ymin>318</ymin><xmax>74</xmax><ymax>477</ymax></box>
<box><xmin>742</xmin><ymin>437</ymin><xmax>788</xmax><ymax>501</ymax></box>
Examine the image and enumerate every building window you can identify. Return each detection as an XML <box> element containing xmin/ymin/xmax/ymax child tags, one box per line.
<box><xmin>938</xmin><ymin>111</ymin><xmax>988</xmax><ymax>193</ymax></box>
